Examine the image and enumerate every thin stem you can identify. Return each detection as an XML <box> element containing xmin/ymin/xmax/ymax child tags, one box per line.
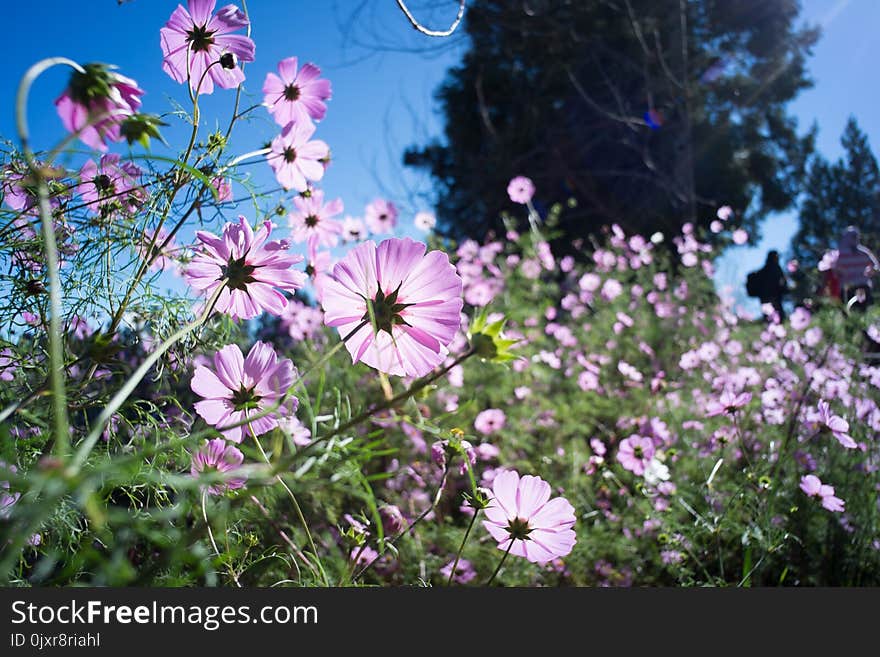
<box><xmin>15</xmin><ymin>57</ymin><xmax>83</xmax><ymax>455</ymax></box>
<box><xmin>317</xmin><ymin>348</ymin><xmax>476</xmax><ymax>446</ymax></box>
<box><xmin>251</xmin><ymin>428</ymin><xmax>328</xmax><ymax>586</ymax></box>
<box><xmin>69</xmin><ymin>283</ymin><xmax>225</xmax><ymax>474</ymax></box>
<box><xmin>202</xmin><ymin>489</ymin><xmax>242</xmax><ymax>587</ymax></box>
<box><xmin>352</xmin><ymin>464</ymin><xmax>450</xmax><ymax>582</ymax></box>
<box><xmin>485</xmin><ymin>538</ymin><xmax>515</xmax><ymax>586</ymax></box>
<box><xmin>446</xmin><ymin>509</ymin><xmax>479</xmax><ymax>586</ymax></box>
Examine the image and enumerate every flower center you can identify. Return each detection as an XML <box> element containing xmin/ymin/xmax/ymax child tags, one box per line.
<box><xmin>283</xmin><ymin>147</ymin><xmax>297</xmax><ymax>163</ymax></box>
<box><xmin>94</xmin><ymin>174</ymin><xmax>113</xmax><ymax>195</ymax></box>
<box><xmin>633</xmin><ymin>446</ymin><xmax>644</xmax><ymax>459</ymax></box>
<box><xmin>363</xmin><ymin>283</ymin><xmax>412</xmax><ymax>335</ymax></box>
<box><xmin>231</xmin><ymin>385</ymin><xmax>261</xmax><ymax>412</ymax></box>
<box><xmin>305</xmin><ymin>214</ymin><xmax>319</xmax><ymax>228</ymax></box>
<box><xmin>186</xmin><ymin>24</ymin><xmax>216</xmax><ymax>53</ymax></box>
<box><xmin>506</xmin><ymin>517</ymin><xmax>532</xmax><ymax>541</ymax></box>
<box><xmin>283</xmin><ymin>84</ymin><xmax>301</xmax><ymax>101</ymax></box>
<box><xmin>220</xmin><ymin>255</ymin><xmax>257</xmax><ymax>291</ymax></box>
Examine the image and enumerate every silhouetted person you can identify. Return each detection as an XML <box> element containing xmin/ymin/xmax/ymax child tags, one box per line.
<box><xmin>753</xmin><ymin>250</ymin><xmax>788</xmax><ymax>321</ymax></box>
<box><xmin>835</xmin><ymin>226</ymin><xmax>879</xmax><ymax>309</ymax></box>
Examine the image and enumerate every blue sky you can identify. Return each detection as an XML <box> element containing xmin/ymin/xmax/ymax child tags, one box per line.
<box><xmin>1</xmin><ymin>0</ymin><xmax>877</xmax><ymax>312</ymax></box>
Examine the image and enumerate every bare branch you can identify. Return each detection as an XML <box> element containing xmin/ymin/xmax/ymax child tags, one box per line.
<box><xmin>395</xmin><ymin>0</ymin><xmax>466</xmax><ymax>37</ymax></box>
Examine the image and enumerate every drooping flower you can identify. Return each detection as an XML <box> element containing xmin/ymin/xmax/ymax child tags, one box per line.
<box><xmin>160</xmin><ymin>0</ymin><xmax>255</xmax><ymax>94</ymax></box>
<box><xmin>616</xmin><ymin>435</ymin><xmax>655</xmax><ymax>476</ymax></box>
<box><xmin>0</xmin><ymin>462</ymin><xmax>21</xmax><ymax>518</ymax></box>
<box><xmin>55</xmin><ymin>63</ymin><xmax>144</xmax><ymax>151</ymax></box>
<box><xmin>732</xmin><ymin>228</ymin><xmax>749</xmax><ymax>245</ymax></box>
<box><xmin>813</xmin><ymin>400</ymin><xmax>856</xmax><ymax>449</ymax></box>
<box><xmin>364</xmin><ymin>199</ymin><xmax>398</xmax><ymax>235</ymax></box>
<box><xmin>321</xmin><ymin>237</ymin><xmax>463</xmax><ymax>377</ymax></box>
<box><xmin>185</xmin><ymin>216</ymin><xmax>306</xmax><ymax>321</ymax></box>
<box><xmin>190</xmin><ymin>438</ymin><xmax>247</xmax><ymax>495</ymax></box>
<box><xmin>288</xmin><ymin>189</ymin><xmax>343</xmax><ymax>246</ymax></box>
<box><xmin>482</xmin><ymin>470</ymin><xmax>576</xmax><ymax>564</ymax></box>
<box><xmin>191</xmin><ymin>342</ymin><xmax>298</xmax><ymax>442</ymax></box>
<box><xmin>507</xmin><ymin>176</ymin><xmax>535</xmax><ymax>204</ymax></box>
<box><xmin>76</xmin><ymin>154</ymin><xmax>145</xmax><ymax>214</ymax></box>
<box><xmin>262</xmin><ymin>57</ymin><xmax>332</xmax><ymax>127</ymax></box>
<box><xmin>267</xmin><ymin>120</ymin><xmax>329</xmax><ymax>192</ymax></box>
<box><xmin>474</xmin><ymin>409</ymin><xmax>506</xmax><ymax>435</ymax></box>
<box><xmin>799</xmin><ymin>474</ymin><xmax>845</xmax><ymax>513</ymax></box>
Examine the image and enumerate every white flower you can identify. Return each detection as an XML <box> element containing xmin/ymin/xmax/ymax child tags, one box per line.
<box><xmin>643</xmin><ymin>458</ymin><xmax>670</xmax><ymax>486</ymax></box>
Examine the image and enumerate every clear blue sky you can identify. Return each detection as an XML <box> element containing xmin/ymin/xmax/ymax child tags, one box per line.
<box><xmin>2</xmin><ymin>0</ymin><xmax>877</xmax><ymax>313</ymax></box>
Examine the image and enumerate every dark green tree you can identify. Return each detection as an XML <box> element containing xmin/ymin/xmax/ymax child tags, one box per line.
<box><xmin>792</xmin><ymin>116</ymin><xmax>880</xmax><ymax>273</ymax></box>
<box><xmin>406</xmin><ymin>0</ymin><xmax>818</xmax><ymax>251</ymax></box>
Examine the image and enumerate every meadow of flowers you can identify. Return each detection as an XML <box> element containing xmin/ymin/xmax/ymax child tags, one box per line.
<box><xmin>1</xmin><ymin>0</ymin><xmax>879</xmax><ymax>587</ymax></box>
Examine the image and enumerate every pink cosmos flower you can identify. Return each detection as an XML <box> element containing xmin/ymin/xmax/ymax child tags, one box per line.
<box><xmin>507</xmin><ymin>176</ymin><xmax>535</xmax><ymax>204</ymax></box>
<box><xmin>140</xmin><ymin>226</ymin><xmax>179</xmax><ymax>273</ymax></box>
<box><xmin>716</xmin><ymin>205</ymin><xmax>733</xmax><ymax>221</ymax></box>
<box><xmin>190</xmin><ymin>438</ymin><xmax>247</xmax><ymax>495</ymax></box>
<box><xmin>191</xmin><ymin>341</ymin><xmax>298</xmax><ymax>442</ymax></box>
<box><xmin>617</xmin><ymin>435</ymin><xmax>655</xmax><ymax>475</ymax></box>
<box><xmin>262</xmin><ymin>57</ymin><xmax>332</xmax><ymax>127</ymax></box>
<box><xmin>186</xmin><ymin>215</ymin><xmax>306</xmax><ymax>321</ymax></box>
<box><xmin>77</xmin><ymin>154</ymin><xmax>145</xmax><ymax>214</ymax></box>
<box><xmin>212</xmin><ymin>176</ymin><xmax>232</xmax><ymax>202</ymax></box>
<box><xmin>160</xmin><ymin>0</ymin><xmax>255</xmax><ymax>94</ymax></box>
<box><xmin>364</xmin><ymin>199</ymin><xmax>398</xmax><ymax>235</ymax></box>
<box><xmin>440</xmin><ymin>558</ymin><xmax>477</xmax><ymax>584</ymax></box>
<box><xmin>705</xmin><ymin>389</ymin><xmax>752</xmax><ymax>417</ymax></box>
<box><xmin>321</xmin><ymin>237</ymin><xmax>463</xmax><ymax>378</ymax></box>
<box><xmin>483</xmin><ymin>470</ymin><xmax>576</xmax><ymax>563</ymax></box>
<box><xmin>342</xmin><ymin>216</ymin><xmax>366</xmax><ymax>242</ymax></box>
<box><xmin>267</xmin><ymin>120</ymin><xmax>329</xmax><ymax>192</ymax></box>
<box><xmin>288</xmin><ymin>190</ymin><xmax>343</xmax><ymax>246</ymax></box>
<box><xmin>55</xmin><ymin>64</ymin><xmax>143</xmax><ymax>152</ymax></box>
<box><xmin>732</xmin><ymin>229</ymin><xmax>749</xmax><ymax>245</ymax></box>
<box><xmin>414</xmin><ymin>211</ymin><xmax>436</xmax><ymax>232</ymax></box>
<box><xmin>814</xmin><ymin>400</ymin><xmax>856</xmax><ymax>449</ymax></box>
<box><xmin>474</xmin><ymin>409</ymin><xmax>506</xmax><ymax>435</ymax></box>
<box><xmin>799</xmin><ymin>474</ymin><xmax>845</xmax><ymax>513</ymax></box>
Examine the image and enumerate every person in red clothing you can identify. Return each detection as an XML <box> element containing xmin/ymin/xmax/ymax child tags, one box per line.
<box><xmin>834</xmin><ymin>226</ymin><xmax>879</xmax><ymax>309</ymax></box>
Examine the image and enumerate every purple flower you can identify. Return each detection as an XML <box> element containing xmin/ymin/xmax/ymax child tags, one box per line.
<box><xmin>616</xmin><ymin>435</ymin><xmax>655</xmax><ymax>476</ymax></box>
<box><xmin>191</xmin><ymin>341</ymin><xmax>298</xmax><ymax>442</ymax></box>
<box><xmin>507</xmin><ymin>176</ymin><xmax>535</xmax><ymax>204</ymax></box>
<box><xmin>288</xmin><ymin>189</ymin><xmax>343</xmax><ymax>247</ymax></box>
<box><xmin>263</xmin><ymin>57</ymin><xmax>332</xmax><ymax>127</ymax></box>
<box><xmin>364</xmin><ymin>199</ymin><xmax>398</xmax><ymax>235</ymax></box>
<box><xmin>800</xmin><ymin>474</ymin><xmax>845</xmax><ymax>513</ymax></box>
<box><xmin>440</xmin><ymin>558</ymin><xmax>477</xmax><ymax>584</ymax></box>
<box><xmin>76</xmin><ymin>154</ymin><xmax>145</xmax><ymax>214</ymax></box>
<box><xmin>474</xmin><ymin>409</ymin><xmax>506</xmax><ymax>436</ymax></box>
<box><xmin>704</xmin><ymin>389</ymin><xmax>752</xmax><ymax>417</ymax></box>
<box><xmin>191</xmin><ymin>438</ymin><xmax>246</xmax><ymax>495</ymax></box>
<box><xmin>267</xmin><ymin>121</ymin><xmax>329</xmax><ymax>192</ymax></box>
<box><xmin>813</xmin><ymin>400</ymin><xmax>856</xmax><ymax>449</ymax></box>
<box><xmin>483</xmin><ymin>470</ymin><xmax>576</xmax><ymax>564</ymax></box>
<box><xmin>160</xmin><ymin>0</ymin><xmax>255</xmax><ymax>95</ymax></box>
<box><xmin>185</xmin><ymin>216</ymin><xmax>306</xmax><ymax>321</ymax></box>
<box><xmin>55</xmin><ymin>64</ymin><xmax>143</xmax><ymax>151</ymax></box>
<box><xmin>321</xmin><ymin>237</ymin><xmax>463</xmax><ymax>378</ymax></box>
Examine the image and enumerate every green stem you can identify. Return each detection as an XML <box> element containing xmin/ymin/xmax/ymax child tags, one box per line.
<box><xmin>317</xmin><ymin>348</ymin><xmax>476</xmax><ymax>446</ymax></box>
<box><xmin>251</xmin><ymin>428</ymin><xmax>328</xmax><ymax>586</ymax></box>
<box><xmin>69</xmin><ymin>283</ymin><xmax>225</xmax><ymax>474</ymax></box>
<box><xmin>446</xmin><ymin>509</ymin><xmax>479</xmax><ymax>586</ymax></box>
<box><xmin>485</xmin><ymin>538</ymin><xmax>515</xmax><ymax>586</ymax></box>
<box><xmin>15</xmin><ymin>57</ymin><xmax>84</xmax><ymax>456</ymax></box>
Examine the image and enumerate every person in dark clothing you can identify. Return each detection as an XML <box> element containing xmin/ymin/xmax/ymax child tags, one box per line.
<box><xmin>753</xmin><ymin>250</ymin><xmax>788</xmax><ymax>321</ymax></box>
